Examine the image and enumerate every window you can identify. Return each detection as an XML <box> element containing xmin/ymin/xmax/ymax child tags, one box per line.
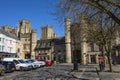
<box><xmin>2</xmin><ymin>46</ymin><xmax>4</xmax><ymax>51</ymax></box>
<box><xmin>28</xmin><ymin>39</ymin><xmax>30</xmax><ymax>41</ymax></box>
<box><xmin>2</xmin><ymin>38</ymin><xmax>5</xmax><ymax>43</ymax></box>
<box><xmin>88</xmin><ymin>43</ymin><xmax>94</xmax><ymax>52</ymax></box>
<box><xmin>18</xmin><ymin>48</ymin><xmax>21</xmax><ymax>53</ymax></box>
<box><xmin>47</xmin><ymin>56</ymin><xmax>50</xmax><ymax>60</ymax></box>
<box><xmin>25</xmin><ymin>39</ymin><xmax>27</xmax><ymax>41</ymax></box>
<box><xmin>0</xmin><ymin>38</ymin><xmax>1</xmax><ymax>42</ymax></box>
<box><xmin>13</xmin><ymin>60</ymin><xmax>19</xmax><ymax>64</ymax></box>
<box><xmin>10</xmin><ymin>47</ymin><xmax>12</xmax><ymax>52</ymax></box>
<box><xmin>90</xmin><ymin>43</ymin><xmax>94</xmax><ymax>52</ymax></box>
<box><xmin>0</xmin><ymin>45</ymin><xmax>1</xmax><ymax>51</ymax></box>
<box><xmin>10</xmin><ymin>40</ymin><xmax>12</xmax><ymax>44</ymax></box>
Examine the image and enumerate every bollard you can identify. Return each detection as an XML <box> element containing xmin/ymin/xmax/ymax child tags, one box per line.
<box><xmin>73</xmin><ymin>50</ymin><xmax>78</xmax><ymax>71</ymax></box>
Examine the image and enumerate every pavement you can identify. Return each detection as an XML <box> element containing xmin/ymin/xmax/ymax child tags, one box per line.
<box><xmin>57</xmin><ymin>63</ymin><xmax>120</xmax><ymax>80</ymax></box>
<box><xmin>0</xmin><ymin>63</ymin><xmax>120</xmax><ymax>80</ymax></box>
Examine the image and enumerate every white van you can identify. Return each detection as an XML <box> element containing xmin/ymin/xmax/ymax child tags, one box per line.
<box><xmin>3</xmin><ymin>58</ymin><xmax>32</xmax><ymax>71</ymax></box>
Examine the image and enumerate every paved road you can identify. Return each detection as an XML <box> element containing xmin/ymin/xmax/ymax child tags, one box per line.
<box><xmin>0</xmin><ymin>64</ymin><xmax>120</xmax><ymax>80</ymax></box>
<box><xmin>0</xmin><ymin>64</ymin><xmax>99</xmax><ymax>80</ymax></box>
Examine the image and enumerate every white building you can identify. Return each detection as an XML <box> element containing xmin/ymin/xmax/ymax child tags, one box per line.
<box><xmin>0</xmin><ymin>29</ymin><xmax>19</xmax><ymax>60</ymax></box>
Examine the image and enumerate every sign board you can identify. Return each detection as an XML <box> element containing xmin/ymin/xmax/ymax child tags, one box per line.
<box><xmin>98</xmin><ymin>57</ymin><xmax>104</xmax><ymax>62</ymax></box>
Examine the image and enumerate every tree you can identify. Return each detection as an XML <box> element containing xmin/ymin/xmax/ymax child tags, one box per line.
<box><xmin>55</xmin><ymin>0</ymin><xmax>120</xmax><ymax>25</ymax></box>
<box><xmin>86</xmin><ymin>13</ymin><xmax>119</xmax><ymax>72</ymax></box>
<box><xmin>54</xmin><ymin>0</ymin><xmax>120</xmax><ymax>72</ymax></box>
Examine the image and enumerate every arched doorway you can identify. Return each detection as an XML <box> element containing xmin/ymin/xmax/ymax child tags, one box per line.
<box><xmin>25</xmin><ymin>53</ymin><xmax>31</xmax><ymax>59</ymax></box>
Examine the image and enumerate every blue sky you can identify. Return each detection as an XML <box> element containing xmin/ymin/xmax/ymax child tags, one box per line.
<box><xmin>0</xmin><ymin>0</ymin><xmax>64</xmax><ymax>39</ymax></box>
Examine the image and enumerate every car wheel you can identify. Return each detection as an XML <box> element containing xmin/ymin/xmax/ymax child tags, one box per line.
<box><xmin>20</xmin><ymin>67</ymin><xmax>23</xmax><ymax>71</ymax></box>
<box><xmin>32</xmin><ymin>66</ymin><xmax>34</xmax><ymax>69</ymax></box>
<box><xmin>1</xmin><ymin>70</ymin><xmax>5</xmax><ymax>75</ymax></box>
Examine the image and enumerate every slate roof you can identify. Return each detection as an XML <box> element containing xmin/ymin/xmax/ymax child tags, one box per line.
<box><xmin>0</xmin><ymin>29</ymin><xmax>19</xmax><ymax>40</ymax></box>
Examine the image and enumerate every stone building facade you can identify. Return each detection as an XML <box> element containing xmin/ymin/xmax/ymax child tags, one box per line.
<box><xmin>65</xmin><ymin>17</ymin><xmax>100</xmax><ymax>64</ymax></box>
<box><xmin>1</xmin><ymin>26</ymin><xmax>16</xmax><ymax>35</ymax></box>
<box><xmin>35</xmin><ymin>37</ymin><xmax>66</xmax><ymax>62</ymax></box>
<box><xmin>66</xmin><ymin>16</ymin><xmax>120</xmax><ymax>64</ymax></box>
<box><xmin>35</xmin><ymin>25</ymin><xmax>66</xmax><ymax>62</ymax></box>
<box><xmin>16</xmin><ymin>20</ymin><xmax>37</xmax><ymax>59</ymax></box>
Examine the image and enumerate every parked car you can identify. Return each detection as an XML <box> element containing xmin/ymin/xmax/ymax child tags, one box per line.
<box><xmin>37</xmin><ymin>60</ymin><xmax>52</xmax><ymax>66</ymax></box>
<box><xmin>3</xmin><ymin>58</ymin><xmax>32</xmax><ymax>71</ymax></box>
<box><xmin>45</xmin><ymin>61</ymin><xmax>52</xmax><ymax>66</ymax></box>
<box><xmin>23</xmin><ymin>59</ymin><xmax>38</xmax><ymax>69</ymax></box>
<box><xmin>0</xmin><ymin>64</ymin><xmax>5</xmax><ymax>75</ymax></box>
<box><xmin>29</xmin><ymin>59</ymin><xmax>45</xmax><ymax>67</ymax></box>
<box><xmin>0</xmin><ymin>61</ymin><xmax>15</xmax><ymax>72</ymax></box>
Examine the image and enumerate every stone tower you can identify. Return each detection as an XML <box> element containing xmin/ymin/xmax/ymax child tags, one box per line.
<box><xmin>41</xmin><ymin>25</ymin><xmax>57</xmax><ymax>39</ymax></box>
<box><xmin>16</xmin><ymin>20</ymin><xmax>36</xmax><ymax>59</ymax></box>
<box><xmin>31</xmin><ymin>30</ymin><xmax>37</xmax><ymax>59</ymax></box>
<box><xmin>65</xmin><ymin>18</ymin><xmax>72</xmax><ymax>63</ymax></box>
<box><xmin>16</xmin><ymin>20</ymin><xmax>31</xmax><ymax>37</ymax></box>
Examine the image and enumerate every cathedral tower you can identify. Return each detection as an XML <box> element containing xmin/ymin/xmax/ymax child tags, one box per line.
<box><xmin>16</xmin><ymin>20</ymin><xmax>36</xmax><ymax>59</ymax></box>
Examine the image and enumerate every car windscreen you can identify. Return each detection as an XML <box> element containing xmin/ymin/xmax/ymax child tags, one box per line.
<box><xmin>18</xmin><ymin>60</ymin><xmax>25</xmax><ymax>63</ymax></box>
<box><xmin>29</xmin><ymin>60</ymin><xmax>35</xmax><ymax>62</ymax></box>
<box><xmin>25</xmin><ymin>61</ymin><xmax>31</xmax><ymax>63</ymax></box>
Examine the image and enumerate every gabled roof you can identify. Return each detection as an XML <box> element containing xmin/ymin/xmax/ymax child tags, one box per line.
<box><xmin>0</xmin><ymin>29</ymin><xmax>19</xmax><ymax>40</ymax></box>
